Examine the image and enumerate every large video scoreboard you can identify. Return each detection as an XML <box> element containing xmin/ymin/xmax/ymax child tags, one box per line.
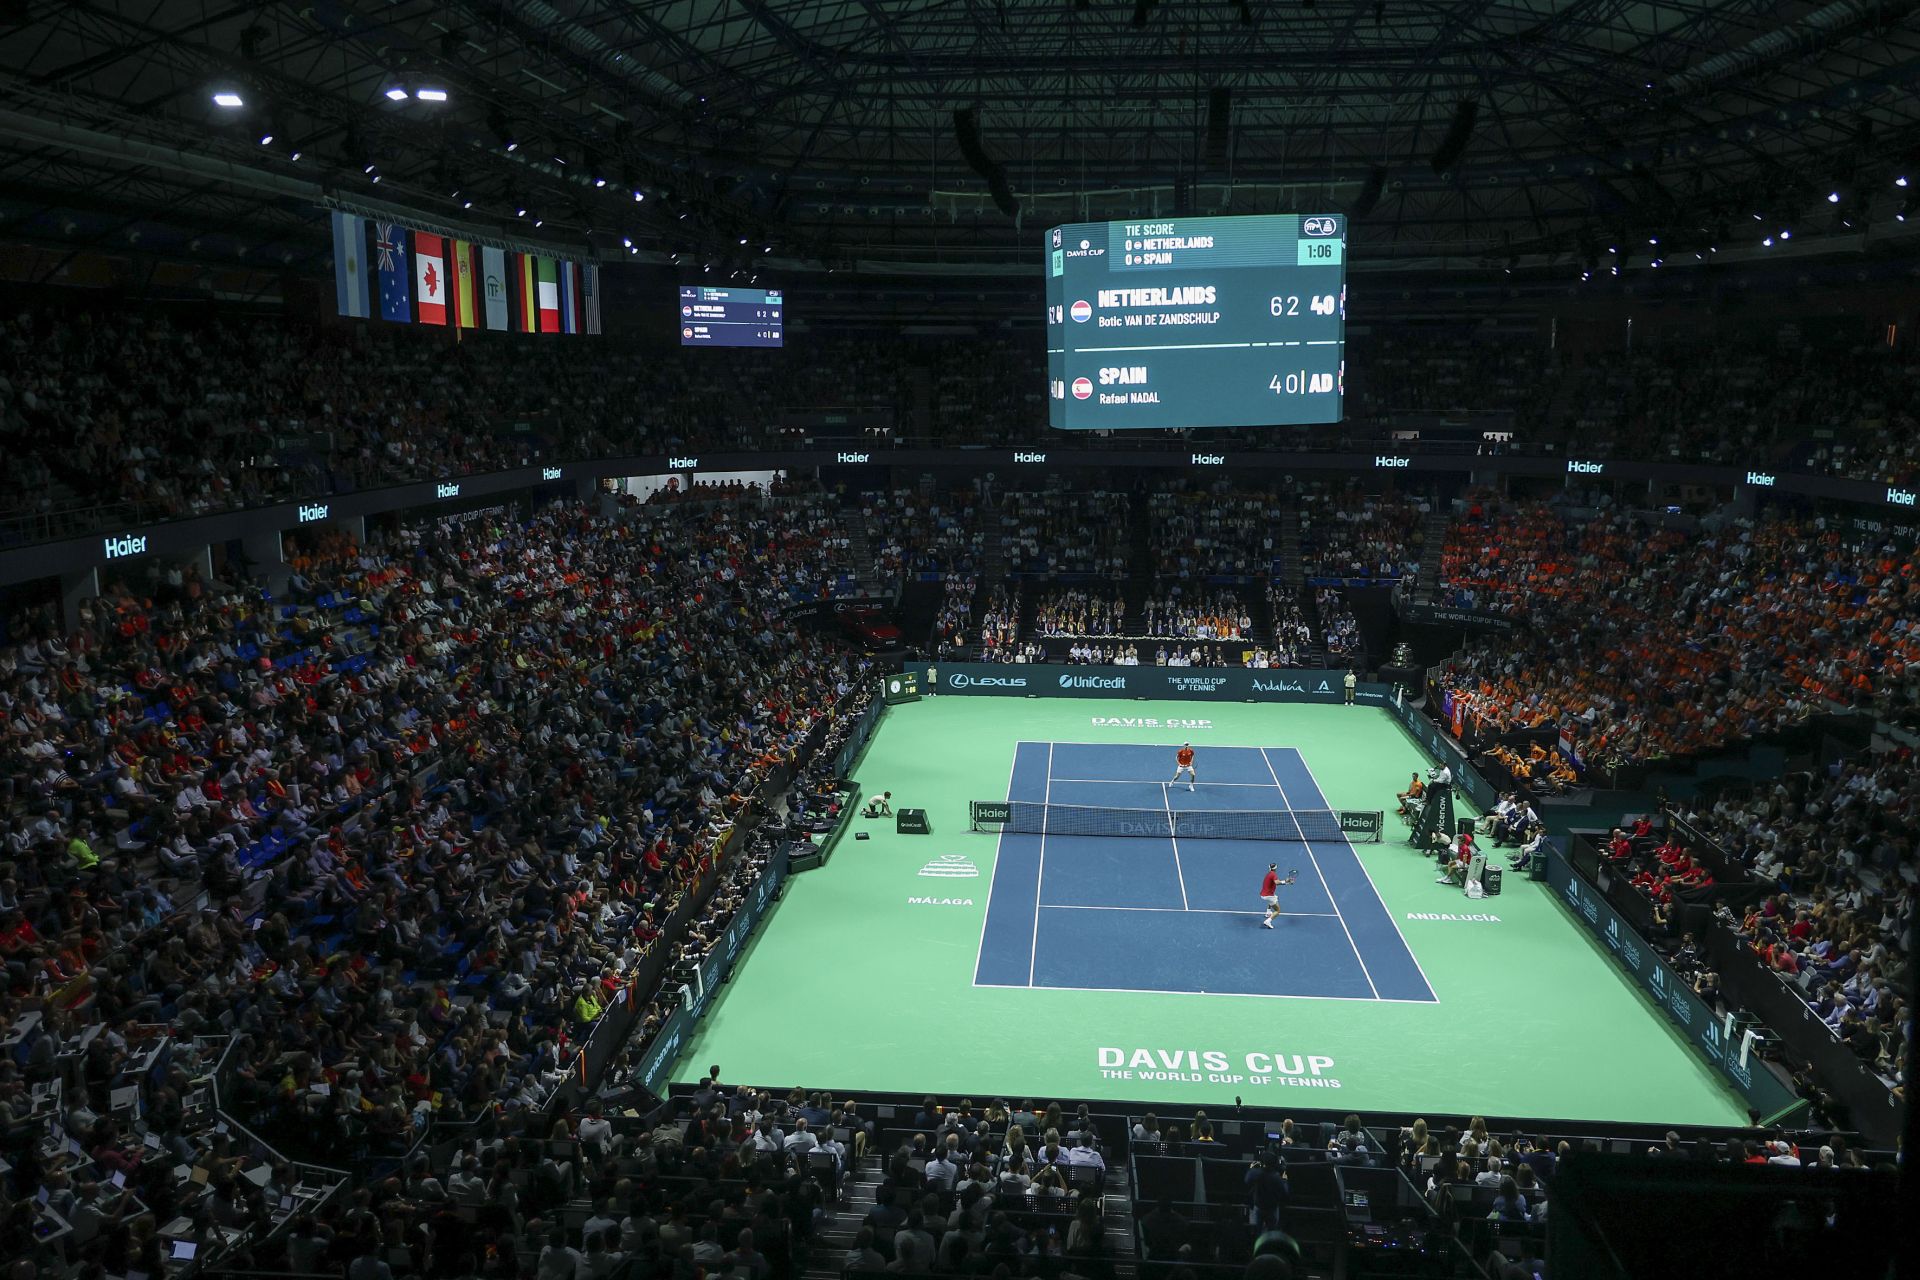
<box><xmin>679</xmin><ymin>286</ymin><xmax>784</xmax><ymax>347</ymax></box>
<box><xmin>1045</xmin><ymin>214</ymin><xmax>1346</xmax><ymax>430</ymax></box>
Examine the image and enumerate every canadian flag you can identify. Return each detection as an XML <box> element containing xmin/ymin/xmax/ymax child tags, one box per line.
<box><xmin>414</xmin><ymin>232</ymin><xmax>447</xmax><ymax>326</ymax></box>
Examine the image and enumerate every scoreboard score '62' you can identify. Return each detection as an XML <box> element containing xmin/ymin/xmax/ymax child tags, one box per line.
<box><xmin>1045</xmin><ymin>214</ymin><xmax>1346</xmax><ymax>430</ymax></box>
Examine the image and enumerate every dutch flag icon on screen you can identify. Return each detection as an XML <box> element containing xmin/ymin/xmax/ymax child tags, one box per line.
<box><xmin>1070</xmin><ymin>299</ymin><xmax>1092</xmax><ymax>322</ymax></box>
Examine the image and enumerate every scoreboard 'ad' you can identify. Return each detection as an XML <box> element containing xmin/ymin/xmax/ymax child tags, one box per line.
<box><xmin>1045</xmin><ymin>214</ymin><xmax>1346</xmax><ymax>430</ymax></box>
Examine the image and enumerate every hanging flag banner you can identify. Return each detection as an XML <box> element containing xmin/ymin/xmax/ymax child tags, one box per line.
<box><xmin>583</xmin><ymin>263</ymin><xmax>602</xmax><ymax>335</ymax></box>
<box><xmin>452</xmin><ymin>239</ymin><xmax>478</xmax><ymax>329</ymax></box>
<box><xmin>514</xmin><ymin>252</ymin><xmax>538</xmax><ymax>332</ymax></box>
<box><xmin>375</xmin><ymin>222</ymin><xmax>411</xmax><ymax>323</ymax></box>
<box><xmin>481</xmin><ymin>246</ymin><xmax>510</xmax><ymax>331</ymax></box>
<box><xmin>536</xmin><ymin>257</ymin><xmax>562</xmax><ymax>333</ymax></box>
<box><xmin>559</xmin><ymin>259</ymin><xmax>580</xmax><ymax>335</ymax></box>
<box><xmin>332</xmin><ymin>212</ymin><xmax>369</xmax><ymax>318</ymax></box>
<box><xmin>414</xmin><ymin>232</ymin><xmax>448</xmax><ymax>326</ymax></box>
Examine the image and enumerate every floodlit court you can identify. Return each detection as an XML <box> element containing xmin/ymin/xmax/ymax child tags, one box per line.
<box><xmin>674</xmin><ymin>695</ymin><xmax>1750</xmax><ymax>1128</ymax></box>
<box><xmin>974</xmin><ymin>741</ymin><xmax>1434</xmax><ymax>1003</ymax></box>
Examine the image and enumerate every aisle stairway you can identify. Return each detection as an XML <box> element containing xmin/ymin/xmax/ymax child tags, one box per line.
<box><xmin>1412</xmin><ymin>505</ymin><xmax>1450</xmax><ymax>600</ymax></box>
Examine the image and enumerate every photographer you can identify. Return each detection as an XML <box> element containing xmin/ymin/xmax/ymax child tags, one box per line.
<box><xmin>1244</xmin><ymin>1149</ymin><xmax>1289</xmax><ymax>1231</ymax></box>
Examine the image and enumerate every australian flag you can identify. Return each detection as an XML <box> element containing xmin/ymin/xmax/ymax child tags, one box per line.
<box><xmin>375</xmin><ymin>223</ymin><xmax>411</xmax><ymax>323</ymax></box>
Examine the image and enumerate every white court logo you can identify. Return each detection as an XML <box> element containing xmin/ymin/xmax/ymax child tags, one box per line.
<box><xmin>919</xmin><ymin>854</ymin><xmax>980</xmax><ymax>878</ymax></box>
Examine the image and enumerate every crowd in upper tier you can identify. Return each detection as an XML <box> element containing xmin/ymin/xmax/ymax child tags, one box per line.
<box><xmin>1431</xmin><ymin>505</ymin><xmax>1917</xmax><ymax>763</ymax></box>
<box><xmin>0</xmin><ymin>489</ymin><xmax>869</xmax><ymax>1274</ymax></box>
<box><xmin>4</xmin><ymin>305</ymin><xmax>1916</xmax><ymax>540</ymax></box>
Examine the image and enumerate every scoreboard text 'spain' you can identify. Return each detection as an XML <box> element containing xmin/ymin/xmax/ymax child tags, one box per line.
<box><xmin>1045</xmin><ymin>214</ymin><xmax>1347</xmax><ymax>430</ymax></box>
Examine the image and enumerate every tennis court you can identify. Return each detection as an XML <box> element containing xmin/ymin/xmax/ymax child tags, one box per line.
<box><xmin>672</xmin><ymin>695</ymin><xmax>1750</xmax><ymax>1128</ymax></box>
<box><xmin>974</xmin><ymin>741</ymin><xmax>1436</xmax><ymax>1001</ymax></box>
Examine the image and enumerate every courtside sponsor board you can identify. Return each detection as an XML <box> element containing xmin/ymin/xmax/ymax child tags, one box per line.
<box><xmin>931</xmin><ymin>662</ymin><xmax>1382</xmax><ymax>702</ymax></box>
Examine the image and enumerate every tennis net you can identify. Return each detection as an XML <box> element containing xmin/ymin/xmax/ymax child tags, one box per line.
<box><xmin>970</xmin><ymin>800</ymin><xmax>1383</xmax><ymax>843</ymax></box>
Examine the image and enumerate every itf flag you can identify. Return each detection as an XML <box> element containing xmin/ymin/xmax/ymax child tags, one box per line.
<box><xmin>582</xmin><ymin>263</ymin><xmax>602</xmax><ymax>335</ymax></box>
<box><xmin>374</xmin><ymin>223</ymin><xmax>411</xmax><ymax>323</ymax></box>
<box><xmin>481</xmin><ymin>246</ymin><xmax>510</xmax><ymax>331</ymax></box>
<box><xmin>414</xmin><ymin>232</ymin><xmax>447</xmax><ymax>325</ymax></box>
<box><xmin>451</xmin><ymin>240</ymin><xmax>478</xmax><ymax>329</ymax></box>
<box><xmin>332</xmin><ymin>212</ymin><xmax>369</xmax><ymax>318</ymax></box>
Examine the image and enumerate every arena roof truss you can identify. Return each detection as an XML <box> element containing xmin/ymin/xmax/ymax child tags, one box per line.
<box><xmin>1</xmin><ymin>0</ymin><xmax>1918</xmax><ymax>276</ymax></box>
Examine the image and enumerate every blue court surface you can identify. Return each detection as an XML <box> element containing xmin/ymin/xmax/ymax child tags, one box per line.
<box><xmin>974</xmin><ymin>742</ymin><xmax>1437</xmax><ymax>1003</ymax></box>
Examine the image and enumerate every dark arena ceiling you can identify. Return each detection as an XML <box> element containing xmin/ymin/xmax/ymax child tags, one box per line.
<box><xmin>2</xmin><ymin>0</ymin><xmax>1920</xmax><ymax>277</ymax></box>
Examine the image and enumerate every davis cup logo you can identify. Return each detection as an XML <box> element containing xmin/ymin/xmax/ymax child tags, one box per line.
<box><xmin>1071</xmin><ymin>377</ymin><xmax>1093</xmax><ymax>399</ymax></box>
<box><xmin>1070</xmin><ymin>300</ymin><xmax>1092</xmax><ymax>322</ymax></box>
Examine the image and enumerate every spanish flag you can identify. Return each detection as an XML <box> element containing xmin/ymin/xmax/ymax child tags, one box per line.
<box><xmin>451</xmin><ymin>239</ymin><xmax>479</xmax><ymax>329</ymax></box>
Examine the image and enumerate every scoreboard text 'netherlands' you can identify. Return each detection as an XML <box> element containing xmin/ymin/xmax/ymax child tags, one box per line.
<box><xmin>1045</xmin><ymin>214</ymin><xmax>1346</xmax><ymax>430</ymax></box>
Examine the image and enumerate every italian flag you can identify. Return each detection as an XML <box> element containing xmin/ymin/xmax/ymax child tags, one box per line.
<box><xmin>536</xmin><ymin>257</ymin><xmax>561</xmax><ymax>333</ymax></box>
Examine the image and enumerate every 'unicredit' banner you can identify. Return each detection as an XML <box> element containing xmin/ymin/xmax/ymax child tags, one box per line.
<box><xmin>924</xmin><ymin>661</ymin><xmax>1387</xmax><ymax>704</ymax></box>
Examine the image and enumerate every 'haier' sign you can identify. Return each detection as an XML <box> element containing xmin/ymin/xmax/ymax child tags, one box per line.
<box><xmin>103</xmin><ymin>533</ymin><xmax>148</xmax><ymax>560</ymax></box>
<box><xmin>667</xmin><ymin>457</ymin><xmax>699</xmax><ymax>470</ymax></box>
<box><xmin>836</xmin><ymin>452</ymin><xmax>871</xmax><ymax>464</ymax></box>
<box><xmin>1567</xmin><ymin>460</ymin><xmax>1604</xmax><ymax>475</ymax></box>
<box><xmin>542</xmin><ymin>467</ymin><xmax>563</xmax><ymax>481</ymax></box>
<box><xmin>1888</xmin><ymin>487</ymin><xmax>1916</xmax><ymax>508</ymax></box>
<box><xmin>1374</xmin><ymin>456</ymin><xmax>1411</xmax><ymax>468</ymax></box>
<box><xmin>1745</xmin><ymin>471</ymin><xmax>1775</xmax><ymax>487</ymax></box>
<box><xmin>297</xmin><ymin>503</ymin><xmax>330</xmax><ymax>523</ymax></box>
<box><xmin>436</xmin><ymin>482</ymin><xmax>461</xmax><ymax>499</ymax></box>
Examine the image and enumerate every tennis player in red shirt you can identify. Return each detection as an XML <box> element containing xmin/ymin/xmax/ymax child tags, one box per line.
<box><xmin>1260</xmin><ymin>863</ymin><xmax>1298</xmax><ymax>929</ymax></box>
<box><xmin>1170</xmin><ymin>742</ymin><xmax>1197</xmax><ymax>792</ymax></box>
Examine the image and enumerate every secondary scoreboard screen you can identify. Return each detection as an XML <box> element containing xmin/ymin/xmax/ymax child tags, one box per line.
<box><xmin>679</xmin><ymin>286</ymin><xmax>784</xmax><ymax>347</ymax></box>
<box><xmin>1045</xmin><ymin>214</ymin><xmax>1346</xmax><ymax>430</ymax></box>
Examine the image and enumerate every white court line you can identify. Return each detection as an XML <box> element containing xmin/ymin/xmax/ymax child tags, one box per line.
<box><xmin>1039</xmin><ymin>903</ymin><xmax>1339</xmax><ymax>918</ymax></box>
<box><xmin>971</xmin><ymin>743</ymin><xmax>1022</xmax><ymax>987</ymax></box>
<box><xmin>1292</xmin><ymin>750</ymin><xmax>1440</xmax><ymax>1002</ymax></box>
<box><xmin>1046</xmin><ymin>777</ymin><xmax>1281</xmax><ymax>787</ymax></box>
<box><xmin>1159</xmin><ymin>782</ymin><xmax>1191</xmax><ymax>911</ymax></box>
<box><xmin>1028</xmin><ymin>742</ymin><xmax>1053</xmax><ymax>987</ymax></box>
<box><xmin>1260</xmin><ymin>746</ymin><xmax>1380</xmax><ymax>1000</ymax></box>
<box><xmin>972</xmin><ymin>979</ymin><xmax>1437</xmax><ymax>1006</ymax></box>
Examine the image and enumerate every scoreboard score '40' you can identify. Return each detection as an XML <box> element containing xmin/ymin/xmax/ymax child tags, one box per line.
<box><xmin>1045</xmin><ymin>214</ymin><xmax>1347</xmax><ymax>431</ymax></box>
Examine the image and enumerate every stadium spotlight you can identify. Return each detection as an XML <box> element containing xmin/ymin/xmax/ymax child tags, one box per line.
<box><xmin>762</xmin><ymin>244</ymin><xmax>772</xmax><ymax>253</ymax></box>
<box><xmin>385</xmin><ymin>86</ymin><xmax>410</xmax><ymax>102</ymax></box>
<box><xmin>594</xmin><ymin>177</ymin><xmax>607</xmax><ymax>188</ymax></box>
<box><xmin>739</xmin><ymin>236</ymin><xmax>748</xmax><ymax>245</ymax></box>
<box><xmin>259</xmin><ymin>132</ymin><xmax>274</xmax><ymax>146</ymax></box>
<box><xmin>1780</xmin><ymin>228</ymin><xmax>1791</xmax><ymax>239</ymax></box>
<box><xmin>516</xmin><ymin>207</ymin><xmax>527</xmax><ymax>217</ymax></box>
<box><xmin>416</xmin><ymin>88</ymin><xmax>448</xmax><ymax>102</ymax></box>
<box><xmin>1647</xmin><ymin>236</ymin><xmax>1658</xmax><ymax>245</ymax></box>
<box><xmin>212</xmin><ymin>90</ymin><xmax>245</xmax><ymax>108</ymax></box>
<box><xmin>1897</xmin><ymin>175</ymin><xmax>1910</xmax><ymax>188</ymax></box>
<box><xmin>534</xmin><ymin>219</ymin><xmax>543</xmax><ymax>227</ymax></box>
<box><xmin>622</xmin><ymin>237</ymin><xmax>633</xmax><ymax>248</ymax></box>
<box><xmin>462</xmin><ymin>200</ymin><xmax>472</xmax><ymax>209</ymax></box>
<box><xmin>1827</xmin><ymin>191</ymin><xmax>1841</xmax><ymax>203</ymax></box>
<box><xmin>633</xmin><ymin>190</ymin><xmax>645</xmax><ymax>202</ymax></box>
<box><xmin>488</xmin><ymin>109</ymin><xmax>518</xmax><ymax>151</ymax></box>
<box><xmin>289</xmin><ymin>150</ymin><xmax>301</xmax><ymax>161</ymax></box>
<box><xmin>1763</xmin><ymin>236</ymin><xmax>1773</xmax><ymax>246</ymax></box>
